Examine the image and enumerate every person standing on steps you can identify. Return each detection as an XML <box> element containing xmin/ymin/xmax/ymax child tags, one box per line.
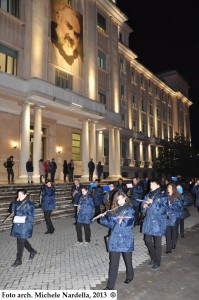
<box><xmin>41</xmin><ymin>180</ymin><xmax>56</xmax><ymax>234</ymax></box>
<box><xmin>4</xmin><ymin>155</ymin><xmax>15</xmax><ymax>184</ymax></box>
<box><xmin>26</xmin><ymin>157</ymin><xmax>34</xmax><ymax>183</ymax></box>
<box><xmin>63</xmin><ymin>160</ymin><xmax>69</xmax><ymax>182</ymax></box>
<box><xmin>68</xmin><ymin>159</ymin><xmax>74</xmax><ymax>182</ymax></box>
<box><xmin>88</xmin><ymin>158</ymin><xmax>95</xmax><ymax>181</ymax></box>
<box><xmin>10</xmin><ymin>189</ymin><xmax>37</xmax><ymax>267</ymax></box>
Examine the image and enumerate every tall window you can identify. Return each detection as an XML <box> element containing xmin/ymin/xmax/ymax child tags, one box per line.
<box><xmin>0</xmin><ymin>44</ymin><xmax>17</xmax><ymax>75</ymax></box>
<box><xmin>104</xmin><ymin>138</ymin><xmax>109</xmax><ymax>156</ymax></box>
<box><xmin>55</xmin><ymin>69</ymin><xmax>72</xmax><ymax>90</ymax></box>
<box><xmin>120</xmin><ymin>57</ymin><xmax>125</xmax><ymax>72</ymax></box>
<box><xmin>120</xmin><ymin>84</ymin><xmax>125</xmax><ymax>99</ymax></box>
<box><xmin>97</xmin><ymin>13</ymin><xmax>106</xmax><ymax>32</ymax></box>
<box><xmin>72</xmin><ymin>133</ymin><xmax>81</xmax><ymax>161</ymax></box>
<box><xmin>98</xmin><ymin>90</ymin><xmax>106</xmax><ymax>105</ymax></box>
<box><xmin>122</xmin><ymin>141</ymin><xmax>127</xmax><ymax>158</ymax></box>
<box><xmin>0</xmin><ymin>0</ymin><xmax>19</xmax><ymax>17</ymax></box>
<box><xmin>134</xmin><ymin>145</ymin><xmax>138</xmax><ymax>160</ymax></box>
<box><xmin>98</xmin><ymin>51</ymin><xmax>106</xmax><ymax>70</ymax></box>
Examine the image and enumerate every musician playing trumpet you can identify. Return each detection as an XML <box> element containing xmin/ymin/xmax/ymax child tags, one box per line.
<box><xmin>98</xmin><ymin>191</ymin><xmax>135</xmax><ymax>290</ymax></box>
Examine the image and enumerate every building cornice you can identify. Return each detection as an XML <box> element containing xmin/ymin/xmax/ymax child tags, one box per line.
<box><xmin>118</xmin><ymin>42</ymin><xmax>138</xmax><ymax>60</ymax></box>
<box><xmin>96</xmin><ymin>0</ymin><xmax>127</xmax><ymax>25</ymax></box>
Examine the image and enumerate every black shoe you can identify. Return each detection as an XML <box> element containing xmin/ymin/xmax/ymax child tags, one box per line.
<box><xmin>12</xmin><ymin>259</ymin><xmax>22</xmax><ymax>267</ymax></box>
<box><xmin>181</xmin><ymin>234</ymin><xmax>185</xmax><ymax>238</ymax></box>
<box><xmin>103</xmin><ymin>287</ymin><xmax>111</xmax><ymax>290</ymax></box>
<box><xmin>165</xmin><ymin>251</ymin><xmax>172</xmax><ymax>254</ymax></box>
<box><xmin>152</xmin><ymin>264</ymin><xmax>160</xmax><ymax>270</ymax></box>
<box><xmin>124</xmin><ymin>279</ymin><xmax>132</xmax><ymax>284</ymax></box>
<box><xmin>172</xmin><ymin>245</ymin><xmax>176</xmax><ymax>249</ymax></box>
<box><xmin>73</xmin><ymin>222</ymin><xmax>77</xmax><ymax>225</ymax></box>
<box><xmin>148</xmin><ymin>260</ymin><xmax>154</xmax><ymax>267</ymax></box>
<box><xmin>49</xmin><ymin>230</ymin><xmax>55</xmax><ymax>234</ymax></box>
<box><xmin>44</xmin><ymin>231</ymin><xmax>50</xmax><ymax>234</ymax></box>
<box><xmin>29</xmin><ymin>250</ymin><xmax>37</xmax><ymax>260</ymax></box>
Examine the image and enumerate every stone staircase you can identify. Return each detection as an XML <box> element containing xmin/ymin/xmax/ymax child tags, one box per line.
<box><xmin>0</xmin><ymin>183</ymin><xmax>74</xmax><ymax>232</ymax></box>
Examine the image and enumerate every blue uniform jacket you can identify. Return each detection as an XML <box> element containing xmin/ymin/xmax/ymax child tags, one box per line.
<box><xmin>130</xmin><ymin>184</ymin><xmax>144</xmax><ymax>207</ymax></box>
<box><xmin>167</xmin><ymin>197</ymin><xmax>183</xmax><ymax>226</ymax></box>
<box><xmin>192</xmin><ymin>185</ymin><xmax>199</xmax><ymax>207</ymax></box>
<box><xmin>179</xmin><ymin>193</ymin><xmax>190</xmax><ymax>219</ymax></box>
<box><xmin>77</xmin><ymin>194</ymin><xmax>94</xmax><ymax>224</ymax></box>
<box><xmin>11</xmin><ymin>196</ymin><xmax>35</xmax><ymax>239</ymax></box>
<box><xmin>42</xmin><ymin>186</ymin><xmax>56</xmax><ymax>211</ymax></box>
<box><xmin>99</xmin><ymin>204</ymin><xmax>135</xmax><ymax>252</ymax></box>
<box><xmin>141</xmin><ymin>188</ymin><xmax>169</xmax><ymax>236</ymax></box>
<box><xmin>93</xmin><ymin>185</ymin><xmax>103</xmax><ymax>206</ymax></box>
<box><xmin>116</xmin><ymin>183</ymin><xmax>127</xmax><ymax>194</ymax></box>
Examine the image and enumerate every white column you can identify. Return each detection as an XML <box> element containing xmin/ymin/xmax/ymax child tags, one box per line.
<box><xmin>128</xmin><ymin>138</ymin><xmax>134</xmax><ymax>166</ymax></box>
<box><xmin>19</xmin><ymin>103</ymin><xmax>30</xmax><ymax>181</ymax></box>
<box><xmin>115</xmin><ymin>128</ymin><xmax>121</xmax><ymax>177</ymax></box>
<box><xmin>108</xmin><ymin>127</ymin><xmax>116</xmax><ymax>179</ymax></box>
<box><xmin>81</xmin><ymin>120</ymin><xmax>89</xmax><ymax>181</ymax></box>
<box><xmin>96</xmin><ymin>131</ymin><xmax>104</xmax><ymax>163</ymax></box>
<box><xmin>89</xmin><ymin>121</ymin><xmax>97</xmax><ymax>178</ymax></box>
<box><xmin>33</xmin><ymin>106</ymin><xmax>42</xmax><ymax>182</ymax></box>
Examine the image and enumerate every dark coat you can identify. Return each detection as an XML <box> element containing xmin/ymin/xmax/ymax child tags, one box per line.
<box><xmin>192</xmin><ymin>185</ymin><xmax>199</xmax><ymax>207</ymax></box>
<box><xmin>93</xmin><ymin>185</ymin><xmax>104</xmax><ymax>206</ymax></box>
<box><xmin>41</xmin><ymin>186</ymin><xmax>56</xmax><ymax>211</ymax></box>
<box><xmin>99</xmin><ymin>203</ymin><xmax>135</xmax><ymax>252</ymax></box>
<box><xmin>77</xmin><ymin>193</ymin><xmax>94</xmax><ymax>224</ymax></box>
<box><xmin>88</xmin><ymin>161</ymin><xmax>95</xmax><ymax>172</ymax></box>
<box><xmin>130</xmin><ymin>184</ymin><xmax>144</xmax><ymax>207</ymax></box>
<box><xmin>63</xmin><ymin>162</ymin><xmax>68</xmax><ymax>174</ymax></box>
<box><xmin>10</xmin><ymin>196</ymin><xmax>35</xmax><ymax>239</ymax></box>
<box><xmin>116</xmin><ymin>183</ymin><xmax>128</xmax><ymax>194</ymax></box>
<box><xmin>71</xmin><ymin>184</ymin><xmax>82</xmax><ymax>205</ymax></box>
<box><xmin>26</xmin><ymin>161</ymin><xmax>34</xmax><ymax>172</ymax></box>
<box><xmin>141</xmin><ymin>188</ymin><xmax>169</xmax><ymax>236</ymax></box>
<box><xmin>179</xmin><ymin>193</ymin><xmax>190</xmax><ymax>219</ymax></box>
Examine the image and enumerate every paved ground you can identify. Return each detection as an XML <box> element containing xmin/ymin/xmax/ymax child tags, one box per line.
<box><xmin>0</xmin><ymin>205</ymin><xmax>198</xmax><ymax>299</ymax></box>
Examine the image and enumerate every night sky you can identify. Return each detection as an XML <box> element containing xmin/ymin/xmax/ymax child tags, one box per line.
<box><xmin>117</xmin><ymin>0</ymin><xmax>199</xmax><ymax>151</ymax></box>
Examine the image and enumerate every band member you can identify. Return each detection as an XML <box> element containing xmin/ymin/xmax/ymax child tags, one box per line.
<box><xmin>41</xmin><ymin>180</ymin><xmax>56</xmax><ymax>234</ymax></box>
<box><xmin>141</xmin><ymin>179</ymin><xmax>169</xmax><ymax>270</ymax></box>
<box><xmin>165</xmin><ymin>183</ymin><xmax>182</xmax><ymax>253</ymax></box>
<box><xmin>71</xmin><ymin>179</ymin><xmax>82</xmax><ymax>225</ymax></box>
<box><xmin>129</xmin><ymin>177</ymin><xmax>144</xmax><ymax>226</ymax></box>
<box><xmin>177</xmin><ymin>184</ymin><xmax>191</xmax><ymax>238</ymax></box>
<box><xmin>92</xmin><ymin>179</ymin><xmax>103</xmax><ymax>216</ymax></box>
<box><xmin>103</xmin><ymin>182</ymin><xmax>118</xmax><ymax>211</ymax></box>
<box><xmin>116</xmin><ymin>178</ymin><xmax>128</xmax><ymax>194</ymax></box>
<box><xmin>75</xmin><ymin>186</ymin><xmax>94</xmax><ymax>246</ymax></box>
<box><xmin>99</xmin><ymin>191</ymin><xmax>135</xmax><ymax>290</ymax></box>
<box><xmin>10</xmin><ymin>189</ymin><xmax>37</xmax><ymax>267</ymax></box>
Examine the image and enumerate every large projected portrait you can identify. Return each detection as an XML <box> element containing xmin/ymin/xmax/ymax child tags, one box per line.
<box><xmin>51</xmin><ymin>0</ymin><xmax>83</xmax><ymax>76</ymax></box>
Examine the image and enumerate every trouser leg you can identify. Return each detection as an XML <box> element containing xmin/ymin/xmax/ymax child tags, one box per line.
<box><xmin>154</xmin><ymin>236</ymin><xmax>162</xmax><ymax>265</ymax></box>
<box><xmin>76</xmin><ymin>223</ymin><xmax>83</xmax><ymax>242</ymax></box>
<box><xmin>24</xmin><ymin>240</ymin><xmax>34</xmax><ymax>253</ymax></box>
<box><xmin>133</xmin><ymin>206</ymin><xmax>140</xmax><ymax>225</ymax></box>
<box><xmin>171</xmin><ymin>224</ymin><xmax>178</xmax><ymax>247</ymax></box>
<box><xmin>122</xmin><ymin>252</ymin><xmax>134</xmax><ymax>280</ymax></box>
<box><xmin>11</xmin><ymin>169</ymin><xmax>14</xmax><ymax>181</ymax></box>
<box><xmin>165</xmin><ymin>226</ymin><xmax>172</xmax><ymax>251</ymax></box>
<box><xmin>44</xmin><ymin>211</ymin><xmax>54</xmax><ymax>232</ymax></box>
<box><xmin>95</xmin><ymin>205</ymin><xmax>101</xmax><ymax>216</ymax></box>
<box><xmin>180</xmin><ymin>218</ymin><xmax>184</xmax><ymax>235</ymax></box>
<box><xmin>7</xmin><ymin>169</ymin><xmax>11</xmax><ymax>182</ymax></box>
<box><xmin>84</xmin><ymin>224</ymin><xmax>91</xmax><ymax>242</ymax></box>
<box><xmin>107</xmin><ymin>252</ymin><xmax>120</xmax><ymax>289</ymax></box>
<box><xmin>144</xmin><ymin>234</ymin><xmax>162</xmax><ymax>265</ymax></box>
<box><xmin>17</xmin><ymin>238</ymin><xmax>25</xmax><ymax>260</ymax></box>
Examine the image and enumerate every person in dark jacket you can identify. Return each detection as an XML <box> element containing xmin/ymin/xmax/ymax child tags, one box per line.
<box><xmin>177</xmin><ymin>184</ymin><xmax>191</xmax><ymax>238</ymax></box>
<box><xmin>4</xmin><ymin>156</ymin><xmax>15</xmax><ymax>184</ymax></box>
<box><xmin>41</xmin><ymin>180</ymin><xmax>56</xmax><ymax>234</ymax></box>
<box><xmin>75</xmin><ymin>185</ymin><xmax>94</xmax><ymax>246</ymax></box>
<box><xmin>92</xmin><ymin>179</ymin><xmax>103</xmax><ymax>216</ymax></box>
<box><xmin>88</xmin><ymin>158</ymin><xmax>95</xmax><ymax>181</ymax></box>
<box><xmin>99</xmin><ymin>191</ymin><xmax>135</xmax><ymax>290</ymax></box>
<box><xmin>49</xmin><ymin>158</ymin><xmax>57</xmax><ymax>183</ymax></box>
<box><xmin>116</xmin><ymin>178</ymin><xmax>128</xmax><ymax>194</ymax></box>
<box><xmin>165</xmin><ymin>183</ymin><xmax>183</xmax><ymax>254</ymax></box>
<box><xmin>97</xmin><ymin>161</ymin><xmax>103</xmax><ymax>181</ymax></box>
<box><xmin>141</xmin><ymin>179</ymin><xmax>169</xmax><ymax>270</ymax></box>
<box><xmin>192</xmin><ymin>178</ymin><xmax>199</xmax><ymax>213</ymax></box>
<box><xmin>26</xmin><ymin>157</ymin><xmax>34</xmax><ymax>183</ymax></box>
<box><xmin>71</xmin><ymin>179</ymin><xmax>82</xmax><ymax>224</ymax></box>
<box><xmin>10</xmin><ymin>189</ymin><xmax>37</xmax><ymax>267</ymax></box>
<box><xmin>68</xmin><ymin>159</ymin><xmax>74</xmax><ymax>182</ymax></box>
<box><xmin>129</xmin><ymin>177</ymin><xmax>144</xmax><ymax>225</ymax></box>
<box><xmin>63</xmin><ymin>160</ymin><xmax>68</xmax><ymax>182</ymax></box>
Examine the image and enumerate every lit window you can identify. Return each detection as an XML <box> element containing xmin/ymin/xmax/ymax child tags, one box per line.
<box><xmin>72</xmin><ymin>133</ymin><xmax>81</xmax><ymax>161</ymax></box>
<box><xmin>0</xmin><ymin>0</ymin><xmax>19</xmax><ymax>17</ymax></box>
<box><xmin>55</xmin><ymin>69</ymin><xmax>72</xmax><ymax>90</ymax></box>
<box><xmin>97</xmin><ymin>13</ymin><xmax>106</xmax><ymax>32</ymax></box>
<box><xmin>98</xmin><ymin>90</ymin><xmax>106</xmax><ymax>105</ymax></box>
<box><xmin>98</xmin><ymin>51</ymin><xmax>106</xmax><ymax>69</ymax></box>
<box><xmin>120</xmin><ymin>57</ymin><xmax>125</xmax><ymax>72</ymax></box>
<box><xmin>0</xmin><ymin>44</ymin><xmax>17</xmax><ymax>75</ymax></box>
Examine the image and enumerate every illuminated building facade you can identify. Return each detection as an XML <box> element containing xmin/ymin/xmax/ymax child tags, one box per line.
<box><xmin>0</xmin><ymin>0</ymin><xmax>192</xmax><ymax>182</ymax></box>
